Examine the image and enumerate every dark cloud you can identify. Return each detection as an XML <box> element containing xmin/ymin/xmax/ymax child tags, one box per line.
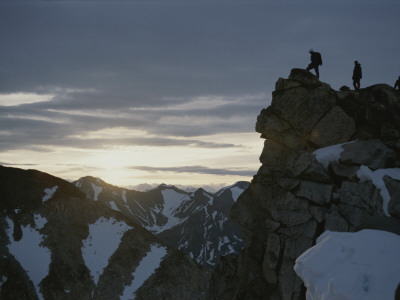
<box><xmin>0</xmin><ymin>162</ymin><xmax>37</xmax><ymax>166</ymax></box>
<box><xmin>0</xmin><ymin>1</ymin><xmax>399</xmax><ymax>155</ymax></box>
<box><xmin>130</xmin><ymin>165</ymin><xmax>255</xmax><ymax>177</ymax></box>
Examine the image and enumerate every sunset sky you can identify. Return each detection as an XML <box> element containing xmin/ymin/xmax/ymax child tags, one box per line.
<box><xmin>1</xmin><ymin>1</ymin><xmax>399</xmax><ymax>189</ymax></box>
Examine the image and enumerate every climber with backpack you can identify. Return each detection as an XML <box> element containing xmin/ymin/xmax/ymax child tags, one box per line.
<box><xmin>352</xmin><ymin>60</ymin><xmax>362</xmax><ymax>90</ymax></box>
<box><xmin>306</xmin><ymin>49</ymin><xmax>322</xmax><ymax>79</ymax></box>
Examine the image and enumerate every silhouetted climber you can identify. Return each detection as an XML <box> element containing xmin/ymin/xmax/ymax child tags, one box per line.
<box><xmin>352</xmin><ymin>61</ymin><xmax>362</xmax><ymax>90</ymax></box>
<box><xmin>395</xmin><ymin>76</ymin><xmax>400</xmax><ymax>90</ymax></box>
<box><xmin>306</xmin><ymin>49</ymin><xmax>322</xmax><ymax>79</ymax></box>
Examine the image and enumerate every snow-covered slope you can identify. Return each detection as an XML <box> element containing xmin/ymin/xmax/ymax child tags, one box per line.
<box><xmin>74</xmin><ymin>177</ymin><xmax>249</xmax><ymax>267</ymax></box>
<box><xmin>0</xmin><ymin>165</ymin><xmax>209</xmax><ymax>300</ymax></box>
<box><xmin>294</xmin><ymin>230</ymin><xmax>400</xmax><ymax>300</ymax></box>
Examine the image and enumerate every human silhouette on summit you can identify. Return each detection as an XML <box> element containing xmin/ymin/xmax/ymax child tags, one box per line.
<box><xmin>352</xmin><ymin>61</ymin><xmax>362</xmax><ymax>90</ymax></box>
<box><xmin>395</xmin><ymin>76</ymin><xmax>400</xmax><ymax>90</ymax></box>
<box><xmin>306</xmin><ymin>49</ymin><xmax>322</xmax><ymax>79</ymax></box>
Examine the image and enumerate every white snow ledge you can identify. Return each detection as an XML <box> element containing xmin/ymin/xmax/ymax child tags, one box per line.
<box><xmin>294</xmin><ymin>230</ymin><xmax>400</xmax><ymax>300</ymax></box>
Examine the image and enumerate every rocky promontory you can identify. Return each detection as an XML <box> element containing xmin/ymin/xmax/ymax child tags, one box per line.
<box><xmin>208</xmin><ymin>69</ymin><xmax>400</xmax><ymax>300</ymax></box>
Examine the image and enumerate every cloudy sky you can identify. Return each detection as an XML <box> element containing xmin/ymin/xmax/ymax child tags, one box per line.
<box><xmin>1</xmin><ymin>1</ymin><xmax>399</xmax><ymax>189</ymax></box>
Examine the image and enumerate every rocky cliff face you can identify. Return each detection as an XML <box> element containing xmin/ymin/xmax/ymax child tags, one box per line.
<box><xmin>0</xmin><ymin>166</ymin><xmax>209</xmax><ymax>300</ymax></box>
<box><xmin>74</xmin><ymin>177</ymin><xmax>247</xmax><ymax>268</ymax></box>
<box><xmin>207</xmin><ymin>69</ymin><xmax>400</xmax><ymax>300</ymax></box>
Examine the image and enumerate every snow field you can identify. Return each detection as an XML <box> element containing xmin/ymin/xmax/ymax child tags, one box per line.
<box><xmin>149</xmin><ymin>189</ymin><xmax>189</xmax><ymax>233</ymax></box>
<box><xmin>5</xmin><ymin>214</ymin><xmax>51</xmax><ymax>300</ymax></box>
<box><xmin>230</xmin><ymin>186</ymin><xmax>245</xmax><ymax>202</ymax></box>
<box><xmin>294</xmin><ymin>230</ymin><xmax>400</xmax><ymax>300</ymax></box>
<box><xmin>42</xmin><ymin>185</ymin><xmax>58</xmax><ymax>203</ymax></box>
<box><xmin>91</xmin><ymin>183</ymin><xmax>103</xmax><ymax>201</ymax></box>
<box><xmin>121</xmin><ymin>244</ymin><xmax>167</xmax><ymax>300</ymax></box>
<box><xmin>81</xmin><ymin>217</ymin><xmax>131</xmax><ymax>285</ymax></box>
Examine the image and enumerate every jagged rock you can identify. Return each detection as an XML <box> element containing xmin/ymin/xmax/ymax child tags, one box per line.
<box><xmin>279</xmin><ymin>235</ymin><xmax>314</xmax><ymax>300</ymax></box>
<box><xmin>356</xmin><ymin>215</ymin><xmax>400</xmax><ymax>235</ymax></box>
<box><xmin>263</xmin><ymin>233</ymin><xmax>281</xmax><ymax>284</ymax></box>
<box><xmin>278</xmin><ymin>220</ymin><xmax>318</xmax><ymax>240</ymax></box>
<box><xmin>292</xmin><ymin>180</ymin><xmax>333</xmax><ymax>205</ymax></box>
<box><xmin>209</xmin><ymin>70</ymin><xmax>400</xmax><ymax>300</ymax></box>
<box><xmin>229</xmin><ymin>187</ymin><xmax>268</xmax><ymax>239</ymax></box>
<box><xmin>338</xmin><ymin>84</ymin><xmax>400</xmax><ymax>146</ymax></box>
<box><xmin>286</xmin><ymin>151</ymin><xmax>331</xmax><ymax>182</ymax></box>
<box><xmin>256</xmin><ymin>107</ymin><xmax>309</xmax><ymax>151</ymax></box>
<box><xmin>340</xmin><ymin>86</ymin><xmax>350</xmax><ymax>91</ymax></box>
<box><xmin>338</xmin><ymin>204</ymin><xmax>366</xmax><ymax>229</ymax></box>
<box><xmin>329</xmin><ymin>162</ymin><xmax>360</xmax><ymax>183</ymax></box>
<box><xmin>275</xmin><ymin>78</ymin><xmax>302</xmax><ymax>91</ymax></box>
<box><xmin>340</xmin><ymin>181</ymin><xmax>385</xmax><ymax>215</ymax></box>
<box><xmin>309</xmin><ymin>105</ymin><xmax>356</xmax><ymax>148</ymax></box>
<box><xmin>340</xmin><ymin>139</ymin><xmax>397</xmax><ymax>170</ymax></box>
<box><xmin>384</xmin><ymin>176</ymin><xmax>400</xmax><ymax>218</ymax></box>
<box><xmin>271</xmin><ymin>85</ymin><xmax>336</xmax><ymax>136</ymax></box>
<box><xmin>254</xmin><ymin>184</ymin><xmax>312</xmax><ymax>227</ymax></box>
<box><xmin>324</xmin><ymin>206</ymin><xmax>349</xmax><ymax>232</ymax></box>
<box><xmin>288</xmin><ymin>68</ymin><xmax>322</xmax><ymax>88</ymax></box>
<box><xmin>256</xmin><ymin>107</ymin><xmax>292</xmax><ymax>137</ymax></box>
<box><xmin>308</xmin><ymin>205</ymin><xmax>326</xmax><ymax>223</ymax></box>
<box><xmin>206</xmin><ymin>253</ymin><xmax>239</xmax><ymax>300</ymax></box>
<box><xmin>259</xmin><ymin>139</ymin><xmax>296</xmax><ymax>172</ymax></box>
<box><xmin>276</xmin><ymin>177</ymin><xmax>300</xmax><ymax>191</ymax></box>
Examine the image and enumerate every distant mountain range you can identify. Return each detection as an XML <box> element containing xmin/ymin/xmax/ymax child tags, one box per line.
<box><xmin>0</xmin><ymin>165</ymin><xmax>212</xmax><ymax>300</ymax></box>
<box><xmin>74</xmin><ymin>177</ymin><xmax>249</xmax><ymax>268</ymax></box>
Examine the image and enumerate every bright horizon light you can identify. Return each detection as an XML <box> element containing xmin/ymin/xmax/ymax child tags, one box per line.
<box><xmin>0</xmin><ymin>131</ymin><xmax>263</xmax><ymax>189</ymax></box>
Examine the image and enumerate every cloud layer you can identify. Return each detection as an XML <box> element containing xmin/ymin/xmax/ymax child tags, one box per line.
<box><xmin>1</xmin><ymin>1</ymin><xmax>399</xmax><ymax>185</ymax></box>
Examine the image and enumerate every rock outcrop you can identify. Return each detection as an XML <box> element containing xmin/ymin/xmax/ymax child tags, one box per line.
<box><xmin>208</xmin><ymin>69</ymin><xmax>400</xmax><ymax>300</ymax></box>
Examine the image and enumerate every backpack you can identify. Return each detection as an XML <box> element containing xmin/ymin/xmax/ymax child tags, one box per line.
<box><xmin>316</xmin><ymin>52</ymin><xmax>323</xmax><ymax>66</ymax></box>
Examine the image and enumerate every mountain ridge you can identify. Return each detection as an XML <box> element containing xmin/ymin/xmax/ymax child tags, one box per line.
<box><xmin>73</xmin><ymin>176</ymin><xmax>249</xmax><ymax>268</ymax></box>
<box><xmin>0</xmin><ymin>165</ymin><xmax>210</xmax><ymax>300</ymax></box>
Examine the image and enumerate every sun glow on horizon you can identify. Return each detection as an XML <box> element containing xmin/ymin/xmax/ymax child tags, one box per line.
<box><xmin>0</xmin><ymin>131</ymin><xmax>262</xmax><ymax>188</ymax></box>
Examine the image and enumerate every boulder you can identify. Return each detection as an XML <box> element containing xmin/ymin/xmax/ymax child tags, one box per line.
<box><xmin>292</xmin><ymin>180</ymin><xmax>333</xmax><ymax>205</ymax></box>
<box><xmin>309</xmin><ymin>105</ymin><xmax>356</xmax><ymax>148</ymax></box>
<box><xmin>356</xmin><ymin>215</ymin><xmax>400</xmax><ymax>235</ymax></box>
<box><xmin>275</xmin><ymin>78</ymin><xmax>302</xmax><ymax>91</ymax></box>
<box><xmin>384</xmin><ymin>176</ymin><xmax>400</xmax><ymax>218</ymax></box>
<box><xmin>329</xmin><ymin>162</ymin><xmax>360</xmax><ymax>183</ymax></box>
<box><xmin>340</xmin><ymin>181</ymin><xmax>384</xmax><ymax>215</ymax></box>
<box><xmin>339</xmin><ymin>86</ymin><xmax>351</xmax><ymax>91</ymax></box>
<box><xmin>271</xmin><ymin>85</ymin><xmax>336</xmax><ymax>136</ymax></box>
<box><xmin>259</xmin><ymin>139</ymin><xmax>296</xmax><ymax>172</ymax></box>
<box><xmin>288</xmin><ymin>68</ymin><xmax>322</xmax><ymax>88</ymax></box>
<box><xmin>340</xmin><ymin>139</ymin><xmax>397</xmax><ymax>170</ymax></box>
<box><xmin>286</xmin><ymin>151</ymin><xmax>331</xmax><ymax>182</ymax></box>
<box><xmin>324</xmin><ymin>205</ymin><xmax>349</xmax><ymax>232</ymax></box>
<box><xmin>257</xmin><ymin>184</ymin><xmax>312</xmax><ymax>227</ymax></box>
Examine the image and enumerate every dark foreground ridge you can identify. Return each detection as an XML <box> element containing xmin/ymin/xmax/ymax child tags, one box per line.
<box><xmin>0</xmin><ymin>166</ymin><xmax>209</xmax><ymax>300</ymax></box>
<box><xmin>207</xmin><ymin>69</ymin><xmax>400</xmax><ymax>300</ymax></box>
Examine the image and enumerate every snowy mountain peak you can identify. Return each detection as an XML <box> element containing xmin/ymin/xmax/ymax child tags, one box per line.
<box><xmin>0</xmin><ymin>166</ymin><xmax>209</xmax><ymax>300</ymax></box>
<box><xmin>74</xmin><ymin>176</ymin><xmax>249</xmax><ymax>267</ymax></box>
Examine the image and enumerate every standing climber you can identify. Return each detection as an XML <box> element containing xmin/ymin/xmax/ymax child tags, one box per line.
<box><xmin>306</xmin><ymin>49</ymin><xmax>322</xmax><ymax>79</ymax></box>
<box><xmin>395</xmin><ymin>76</ymin><xmax>400</xmax><ymax>90</ymax></box>
<box><xmin>352</xmin><ymin>61</ymin><xmax>362</xmax><ymax>90</ymax></box>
